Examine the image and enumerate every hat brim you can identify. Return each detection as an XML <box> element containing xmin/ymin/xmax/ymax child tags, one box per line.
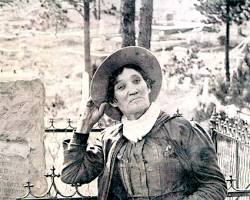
<box><xmin>90</xmin><ymin>46</ymin><xmax>162</xmax><ymax>121</ymax></box>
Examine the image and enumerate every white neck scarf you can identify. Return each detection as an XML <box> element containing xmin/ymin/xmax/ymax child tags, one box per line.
<box><xmin>121</xmin><ymin>102</ymin><xmax>161</xmax><ymax>143</ymax></box>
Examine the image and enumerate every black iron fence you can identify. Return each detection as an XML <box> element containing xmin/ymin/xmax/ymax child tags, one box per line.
<box><xmin>16</xmin><ymin>111</ymin><xmax>250</xmax><ymax>199</ymax></box>
<box><xmin>16</xmin><ymin>166</ymin><xmax>97</xmax><ymax>200</ymax></box>
<box><xmin>210</xmin><ymin>110</ymin><xmax>250</xmax><ymax>199</ymax></box>
<box><xmin>227</xmin><ymin>175</ymin><xmax>250</xmax><ymax>198</ymax></box>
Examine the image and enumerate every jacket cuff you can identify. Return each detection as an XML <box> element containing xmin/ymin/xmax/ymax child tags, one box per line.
<box><xmin>71</xmin><ymin>131</ymin><xmax>89</xmax><ymax>145</ymax></box>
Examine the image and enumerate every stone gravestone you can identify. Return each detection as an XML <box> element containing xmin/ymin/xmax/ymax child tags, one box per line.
<box><xmin>0</xmin><ymin>78</ymin><xmax>47</xmax><ymax>200</ymax></box>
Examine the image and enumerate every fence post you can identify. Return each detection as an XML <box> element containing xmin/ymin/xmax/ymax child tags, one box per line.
<box><xmin>209</xmin><ymin>109</ymin><xmax>218</xmax><ymax>152</ymax></box>
<box><xmin>235</xmin><ymin>141</ymin><xmax>240</xmax><ymax>189</ymax></box>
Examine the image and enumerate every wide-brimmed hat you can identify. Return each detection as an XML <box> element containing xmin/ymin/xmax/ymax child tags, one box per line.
<box><xmin>90</xmin><ymin>46</ymin><xmax>162</xmax><ymax>121</ymax></box>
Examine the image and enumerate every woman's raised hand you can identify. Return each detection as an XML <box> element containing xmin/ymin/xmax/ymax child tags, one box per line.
<box><xmin>76</xmin><ymin>99</ymin><xmax>108</xmax><ymax>133</ymax></box>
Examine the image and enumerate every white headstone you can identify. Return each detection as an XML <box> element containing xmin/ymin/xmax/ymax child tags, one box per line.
<box><xmin>0</xmin><ymin>78</ymin><xmax>47</xmax><ymax>200</ymax></box>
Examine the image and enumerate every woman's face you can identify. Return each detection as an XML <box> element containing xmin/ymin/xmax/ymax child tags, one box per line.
<box><xmin>111</xmin><ymin>67</ymin><xmax>151</xmax><ymax>120</ymax></box>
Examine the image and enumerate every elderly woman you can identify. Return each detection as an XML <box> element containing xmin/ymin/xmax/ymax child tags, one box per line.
<box><xmin>61</xmin><ymin>46</ymin><xmax>227</xmax><ymax>200</ymax></box>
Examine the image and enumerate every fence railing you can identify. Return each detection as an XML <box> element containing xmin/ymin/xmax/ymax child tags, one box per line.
<box><xmin>16</xmin><ymin>111</ymin><xmax>250</xmax><ymax>199</ymax></box>
<box><xmin>209</xmin><ymin>110</ymin><xmax>250</xmax><ymax>199</ymax></box>
<box><xmin>210</xmin><ymin>110</ymin><xmax>250</xmax><ymax>188</ymax></box>
<box><xmin>16</xmin><ymin>166</ymin><xmax>97</xmax><ymax>200</ymax></box>
<box><xmin>227</xmin><ymin>176</ymin><xmax>250</xmax><ymax>198</ymax></box>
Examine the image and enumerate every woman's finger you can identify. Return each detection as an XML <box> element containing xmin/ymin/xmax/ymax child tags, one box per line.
<box><xmin>86</xmin><ymin>99</ymin><xmax>94</xmax><ymax>107</ymax></box>
<box><xmin>99</xmin><ymin>102</ymin><xmax>108</xmax><ymax>115</ymax></box>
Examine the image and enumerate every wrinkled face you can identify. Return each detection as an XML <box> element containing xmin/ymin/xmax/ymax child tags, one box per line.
<box><xmin>111</xmin><ymin>68</ymin><xmax>151</xmax><ymax>120</ymax></box>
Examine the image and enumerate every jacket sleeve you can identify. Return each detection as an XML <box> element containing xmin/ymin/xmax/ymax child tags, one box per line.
<box><xmin>60</xmin><ymin>131</ymin><xmax>104</xmax><ymax>185</ymax></box>
<box><xmin>182</xmin><ymin>120</ymin><xmax>227</xmax><ymax>200</ymax></box>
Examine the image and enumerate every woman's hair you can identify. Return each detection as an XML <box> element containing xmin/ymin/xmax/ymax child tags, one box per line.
<box><xmin>107</xmin><ymin>64</ymin><xmax>155</xmax><ymax>103</ymax></box>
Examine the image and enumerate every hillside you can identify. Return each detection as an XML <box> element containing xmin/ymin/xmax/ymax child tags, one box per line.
<box><xmin>0</xmin><ymin>0</ymin><xmax>249</xmax><ymax>127</ymax></box>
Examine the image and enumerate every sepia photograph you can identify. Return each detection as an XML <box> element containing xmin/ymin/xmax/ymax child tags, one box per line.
<box><xmin>0</xmin><ymin>0</ymin><xmax>250</xmax><ymax>200</ymax></box>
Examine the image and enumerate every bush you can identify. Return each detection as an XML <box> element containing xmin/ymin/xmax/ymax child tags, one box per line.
<box><xmin>217</xmin><ymin>35</ymin><xmax>226</xmax><ymax>46</ymax></box>
<box><xmin>194</xmin><ymin>102</ymin><xmax>216</xmax><ymax>122</ymax></box>
<box><xmin>209</xmin><ymin>63</ymin><xmax>250</xmax><ymax>107</ymax></box>
<box><xmin>163</xmin><ymin>47</ymin><xmax>206</xmax><ymax>84</ymax></box>
<box><xmin>45</xmin><ymin>93</ymin><xmax>66</xmax><ymax>117</ymax></box>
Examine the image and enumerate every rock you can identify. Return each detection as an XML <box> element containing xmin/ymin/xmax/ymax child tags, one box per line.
<box><xmin>0</xmin><ymin>78</ymin><xmax>47</xmax><ymax>200</ymax></box>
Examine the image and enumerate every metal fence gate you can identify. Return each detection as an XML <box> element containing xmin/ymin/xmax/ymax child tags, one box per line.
<box><xmin>210</xmin><ymin>111</ymin><xmax>250</xmax><ymax>199</ymax></box>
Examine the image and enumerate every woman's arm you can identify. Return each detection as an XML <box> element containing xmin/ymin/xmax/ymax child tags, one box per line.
<box><xmin>61</xmin><ymin>99</ymin><xmax>108</xmax><ymax>185</ymax></box>
<box><xmin>61</xmin><ymin>131</ymin><xmax>104</xmax><ymax>184</ymax></box>
<box><xmin>183</xmin><ymin>121</ymin><xmax>227</xmax><ymax>200</ymax></box>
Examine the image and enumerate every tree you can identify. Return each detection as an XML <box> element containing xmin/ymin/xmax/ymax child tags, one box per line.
<box><xmin>56</xmin><ymin>0</ymin><xmax>92</xmax><ymax>77</ymax></box>
<box><xmin>83</xmin><ymin>0</ymin><xmax>91</xmax><ymax>79</ymax></box>
<box><xmin>138</xmin><ymin>0</ymin><xmax>153</xmax><ymax>49</ymax></box>
<box><xmin>32</xmin><ymin>0</ymin><xmax>93</xmax><ymax>102</ymax></box>
<box><xmin>50</xmin><ymin>0</ymin><xmax>93</xmax><ymax>77</ymax></box>
<box><xmin>195</xmin><ymin>0</ymin><xmax>250</xmax><ymax>82</ymax></box>
<box><xmin>0</xmin><ymin>0</ymin><xmax>14</xmax><ymax>7</ymax></box>
<box><xmin>120</xmin><ymin>0</ymin><xmax>136</xmax><ymax>47</ymax></box>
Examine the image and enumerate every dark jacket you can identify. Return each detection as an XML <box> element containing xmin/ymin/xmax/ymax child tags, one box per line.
<box><xmin>61</xmin><ymin>112</ymin><xmax>227</xmax><ymax>200</ymax></box>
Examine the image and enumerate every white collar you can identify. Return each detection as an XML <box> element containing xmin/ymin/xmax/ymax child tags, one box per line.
<box><xmin>121</xmin><ymin>102</ymin><xmax>161</xmax><ymax>143</ymax></box>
